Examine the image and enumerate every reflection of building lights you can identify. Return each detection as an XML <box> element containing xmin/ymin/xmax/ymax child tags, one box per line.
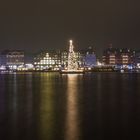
<box><xmin>65</xmin><ymin>75</ymin><xmax>79</xmax><ymax>140</ymax></box>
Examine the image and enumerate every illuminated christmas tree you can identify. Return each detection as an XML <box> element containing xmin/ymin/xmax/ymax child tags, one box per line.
<box><xmin>67</xmin><ymin>40</ymin><xmax>78</xmax><ymax>70</ymax></box>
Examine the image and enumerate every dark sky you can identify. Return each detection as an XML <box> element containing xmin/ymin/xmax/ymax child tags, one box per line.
<box><xmin>0</xmin><ymin>0</ymin><xmax>140</xmax><ymax>57</ymax></box>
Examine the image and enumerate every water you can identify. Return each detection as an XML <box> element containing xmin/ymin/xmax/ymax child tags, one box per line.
<box><xmin>0</xmin><ymin>72</ymin><xmax>140</xmax><ymax>140</ymax></box>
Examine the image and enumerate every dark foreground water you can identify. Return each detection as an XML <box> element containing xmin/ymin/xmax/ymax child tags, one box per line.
<box><xmin>0</xmin><ymin>72</ymin><xmax>140</xmax><ymax>140</ymax></box>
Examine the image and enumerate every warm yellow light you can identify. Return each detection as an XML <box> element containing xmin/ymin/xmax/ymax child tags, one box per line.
<box><xmin>69</xmin><ymin>40</ymin><xmax>73</xmax><ymax>45</ymax></box>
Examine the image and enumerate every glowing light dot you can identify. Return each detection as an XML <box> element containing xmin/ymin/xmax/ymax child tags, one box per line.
<box><xmin>69</xmin><ymin>40</ymin><xmax>73</xmax><ymax>45</ymax></box>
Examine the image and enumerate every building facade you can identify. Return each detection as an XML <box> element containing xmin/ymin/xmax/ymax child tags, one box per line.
<box><xmin>135</xmin><ymin>50</ymin><xmax>140</xmax><ymax>68</ymax></box>
<box><xmin>34</xmin><ymin>51</ymin><xmax>61</xmax><ymax>70</ymax></box>
<box><xmin>0</xmin><ymin>50</ymin><xmax>24</xmax><ymax>69</ymax></box>
<box><xmin>102</xmin><ymin>47</ymin><xmax>135</xmax><ymax>68</ymax></box>
<box><xmin>34</xmin><ymin>47</ymin><xmax>96</xmax><ymax>70</ymax></box>
<box><xmin>83</xmin><ymin>47</ymin><xmax>96</xmax><ymax>67</ymax></box>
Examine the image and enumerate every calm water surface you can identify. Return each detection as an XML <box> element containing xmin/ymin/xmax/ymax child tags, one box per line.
<box><xmin>0</xmin><ymin>72</ymin><xmax>140</xmax><ymax>140</ymax></box>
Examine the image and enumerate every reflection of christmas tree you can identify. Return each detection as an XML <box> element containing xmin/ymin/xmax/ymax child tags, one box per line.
<box><xmin>68</xmin><ymin>40</ymin><xmax>78</xmax><ymax>70</ymax></box>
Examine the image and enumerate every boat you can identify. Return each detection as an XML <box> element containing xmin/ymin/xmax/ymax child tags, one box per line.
<box><xmin>60</xmin><ymin>69</ymin><xmax>85</xmax><ymax>74</ymax></box>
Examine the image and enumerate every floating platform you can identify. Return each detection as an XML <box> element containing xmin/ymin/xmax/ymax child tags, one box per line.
<box><xmin>60</xmin><ymin>70</ymin><xmax>85</xmax><ymax>74</ymax></box>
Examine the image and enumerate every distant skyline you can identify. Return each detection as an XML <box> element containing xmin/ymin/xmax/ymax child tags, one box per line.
<box><xmin>0</xmin><ymin>0</ymin><xmax>140</xmax><ymax>57</ymax></box>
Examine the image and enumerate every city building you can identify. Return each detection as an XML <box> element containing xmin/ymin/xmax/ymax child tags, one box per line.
<box><xmin>34</xmin><ymin>51</ymin><xmax>61</xmax><ymax>70</ymax></box>
<box><xmin>102</xmin><ymin>47</ymin><xmax>135</xmax><ymax>68</ymax></box>
<box><xmin>61</xmin><ymin>51</ymin><xmax>68</xmax><ymax>68</ymax></box>
<box><xmin>135</xmin><ymin>50</ymin><xmax>140</xmax><ymax>68</ymax></box>
<box><xmin>34</xmin><ymin>47</ymin><xmax>96</xmax><ymax>70</ymax></box>
<box><xmin>83</xmin><ymin>47</ymin><xmax>96</xmax><ymax>68</ymax></box>
<box><xmin>0</xmin><ymin>50</ymin><xmax>24</xmax><ymax>69</ymax></box>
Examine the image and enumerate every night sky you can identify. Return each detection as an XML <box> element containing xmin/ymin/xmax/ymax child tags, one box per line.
<box><xmin>0</xmin><ymin>0</ymin><xmax>140</xmax><ymax>57</ymax></box>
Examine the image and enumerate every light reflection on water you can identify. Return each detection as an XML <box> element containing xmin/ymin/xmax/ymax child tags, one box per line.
<box><xmin>0</xmin><ymin>73</ymin><xmax>140</xmax><ymax>140</ymax></box>
<box><xmin>38</xmin><ymin>73</ymin><xmax>55</xmax><ymax>140</ymax></box>
<box><xmin>10</xmin><ymin>74</ymin><xmax>18</xmax><ymax>139</ymax></box>
<box><xmin>65</xmin><ymin>75</ymin><xmax>80</xmax><ymax>140</ymax></box>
